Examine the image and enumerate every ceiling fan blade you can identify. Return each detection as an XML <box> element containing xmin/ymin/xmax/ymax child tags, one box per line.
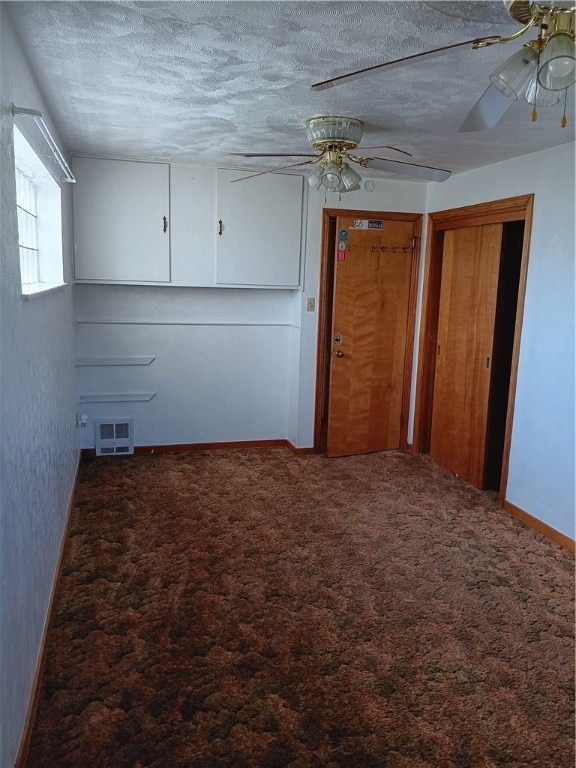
<box><xmin>359</xmin><ymin>145</ymin><xmax>413</xmax><ymax>157</ymax></box>
<box><xmin>229</xmin><ymin>152</ymin><xmax>316</xmax><ymax>158</ymax></box>
<box><xmin>458</xmin><ymin>84</ymin><xmax>513</xmax><ymax>132</ymax></box>
<box><xmin>363</xmin><ymin>156</ymin><xmax>451</xmax><ymax>182</ymax></box>
<box><xmin>230</xmin><ymin>159</ymin><xmax>315</xmax><ymax>183</ymax></box>
<box><xmin>311</xmin><ymin>37</ymin><xmax>498</xmax><ymax>91</ymax></box>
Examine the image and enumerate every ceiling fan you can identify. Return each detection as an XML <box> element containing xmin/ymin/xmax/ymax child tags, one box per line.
<box><xmin>310</xmin><ymin>0</ymin><xmax>576</xmax><ymax>132</ymax></box>
<box><xmin>230</xmin><ymin>116</ymin><xmax>452</xmax><ymax>191</ymax></box>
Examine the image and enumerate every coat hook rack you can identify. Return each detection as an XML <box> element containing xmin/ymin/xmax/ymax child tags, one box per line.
<box><xmin>12</xmin><ymin>105</ymin><xmax>76</xmax><ymax>183</ymax></box>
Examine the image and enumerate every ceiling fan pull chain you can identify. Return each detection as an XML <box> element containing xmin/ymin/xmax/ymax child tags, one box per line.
<box><xmin>561</xmin><ymin>89</ymin><xmax>568</xmax><ymax>128</ymax></box>
<box><xmin>531</xmin><ymin>24</ymin><xmax>544</xmax><ymax>123</ymax></box>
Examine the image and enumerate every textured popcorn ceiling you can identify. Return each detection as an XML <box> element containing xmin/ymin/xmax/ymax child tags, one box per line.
<box><xmin>7</xmin><ymin>1</ymin><xmax>576</xmax><ymax>179</ymax></box>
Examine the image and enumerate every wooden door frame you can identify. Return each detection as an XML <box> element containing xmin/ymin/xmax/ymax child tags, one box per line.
<box><xmin>314</xmin><ymin>208</ymin><xmax>423</xmax><ymax>452</ymax></box>
<box><xmin>412</xmin><ymin>194</ymin><xmax>534</xmax><ymax>503</ymax></box>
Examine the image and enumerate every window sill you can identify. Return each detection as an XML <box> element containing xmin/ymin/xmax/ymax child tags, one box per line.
<box><xmin>22</xmin><ymin>282</ymin><xmax>68</xmax><ymax>300</ymax></box>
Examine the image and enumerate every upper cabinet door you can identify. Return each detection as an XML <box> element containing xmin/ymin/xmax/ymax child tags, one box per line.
<box><xmin>72</xmin><ymin>157</ymin><xmax>170</xmax><ymax>282</ymax></box>
<box><xmin>216</xmin><ymin>170</ymin><xmax>304</xmax><ymax>287</ymax></box>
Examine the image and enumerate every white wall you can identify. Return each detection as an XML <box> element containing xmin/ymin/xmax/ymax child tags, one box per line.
<box><xmin>74</xmin><ymin>286</ymin><xmax>296</xmax><ymax>447</ymax></box>
<box><xmin>0</xmin><ymin>10</ymin><xmax>79</xmax><ymax>766</ymax></box>
<box><xmin>426</xmin><ymin>143</ymin><xmax>575</xmax><ymax>540</ymax></box>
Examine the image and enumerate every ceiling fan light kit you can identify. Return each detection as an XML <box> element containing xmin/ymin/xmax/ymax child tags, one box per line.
<box><xmin>487</xmin><ymin>2</ymin><xmax>575</xmax><ymax>123</ymax></box>
<box><xmin>305</xmin><ymin>154</ymin><xmax>362</xmax><ymax>195</ymax></box>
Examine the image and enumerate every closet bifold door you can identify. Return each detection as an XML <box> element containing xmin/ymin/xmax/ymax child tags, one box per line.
<box><xmin>429</xmin><ymin>223</ymin><xmax>503</xmax><ymax>488</ymax></box>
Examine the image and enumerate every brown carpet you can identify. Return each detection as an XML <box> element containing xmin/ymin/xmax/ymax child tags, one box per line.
<box><xmin>25</xmin><ymin>448</ymin><xmax>574</xmax><ymax>768</ymax></box>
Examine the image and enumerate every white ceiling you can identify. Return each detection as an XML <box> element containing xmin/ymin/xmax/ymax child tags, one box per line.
<box><xmin>7</xmin><ymin>1</ymin><xmax>576</xmax><ymax>181</ymax></box>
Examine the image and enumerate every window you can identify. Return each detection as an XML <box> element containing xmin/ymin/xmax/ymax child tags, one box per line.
<box><xmin>16</xmin><ymin>168</ymin><xmax>39</xmax><ymax>285</ymax></box>
<box><xmin>13</xmin><ymin>126</ymin><xmax>65</xmax><ymax>296</ymax></box>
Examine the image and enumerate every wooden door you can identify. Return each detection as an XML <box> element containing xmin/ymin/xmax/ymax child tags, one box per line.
<box><xmin>430</xmin><ymin>224</ymin><xmax>503</xmax><ymax>486</ymax></box>
<box><xmin>326</xmin><ymin>215</ymin><xmax>415</xmax><ymax>457</ymax></box>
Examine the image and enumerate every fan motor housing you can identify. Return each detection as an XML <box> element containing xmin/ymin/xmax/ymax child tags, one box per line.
<box><xmin>506</xmin><ymin>0</ymin><xmax>576</xmax><ymax>26</ymax></box>
<box><xmin>506</xmin><ymin>1</ymin><xmax>537</xmax><ymax>24</ymax></box>
<box><xmin>306</xmin><ymin>116</ymin><xmax>364</xmax><ymax>152</ymax></box>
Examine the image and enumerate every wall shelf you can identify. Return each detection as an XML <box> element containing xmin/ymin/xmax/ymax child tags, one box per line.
<box><xmin>76</xmin><ymin>356</ymin><xmax>156</xmax><ymax>366</ymax></box>
<box><xmin>78</xmin><ymin>392</ymin><xmax>156</xmax><ymax>403</ymax></box>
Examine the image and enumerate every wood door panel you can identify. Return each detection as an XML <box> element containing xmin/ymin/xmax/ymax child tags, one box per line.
<box><xmin>430</xmin><ymin>224</ymin><xmax>503</xmax><ymax>486</ymax></box>
<box><xmin>327</xmin><ymin>216</ymin><xmax>414</xmax><ymax>457</ymax></box>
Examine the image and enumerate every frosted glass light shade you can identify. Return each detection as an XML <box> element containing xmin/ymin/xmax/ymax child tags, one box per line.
<box><xmin>321</xmin><ymin>161</ymin><xmax>342</xmax><ymax>190</ymax></box>
<box><xmin>538</xmin><ymin>33</ymin><xmax>576</xmax><ymax>91</ymax></box>
<box><xmin>521</xmin><ymin>73</ymin><xmax>563</xmax><ymax>106</ymax></box>
<box><xmin>306</xmin><ymin>116</ymin><xmax>364</xmax><ymax>147</ymax></box>
<box><xmin>307</xmin><ymin>165</ymin><xmax>323</xmax><ymax>189</ymax></box>
<box><xmin>489</xmin><ymin>46</ymin><xmax>538</xmax><ymax>99</ymax></box>
<box><xmin>339</xmin><ymin>163</ymin><xmax>362</xmax><ymax>191</ymax></box>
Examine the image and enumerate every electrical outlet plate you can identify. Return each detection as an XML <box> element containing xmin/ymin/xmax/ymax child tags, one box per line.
<box><xmin>306</xmin><ymin>297</ymin><xmax>316</xmax><ymax>312</ymax></box>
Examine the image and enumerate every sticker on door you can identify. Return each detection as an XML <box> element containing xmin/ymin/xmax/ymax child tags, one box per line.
<box><xmin>352</xmin><ymin>219</ymin><xmax>383</xmax><ymax>229</ymax></box>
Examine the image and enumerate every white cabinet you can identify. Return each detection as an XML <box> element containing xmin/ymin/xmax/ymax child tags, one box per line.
<box><xmin>216</xmin><ymin>169</ymin><xmax>303</xmax><ymax>287</ymax></box>
<box><xmin>72</xmin><ymin>157</ymin><xmax>170</xmax><ymax>282</ymax></box>
<box><xmin>170</xmin><ymin>165</ymin><xmax>217</xmax><ymax>286</ymax></box>
<box><xmin>72</xmin><ymin>158</ymin><xmax>304</xmax><ymax>288</ymax></box>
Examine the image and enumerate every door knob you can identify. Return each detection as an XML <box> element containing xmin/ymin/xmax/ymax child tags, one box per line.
<box><xmin>335</xmin><ymin>351</ymin><xmax>345</xmax><ymax>358</ymax></box>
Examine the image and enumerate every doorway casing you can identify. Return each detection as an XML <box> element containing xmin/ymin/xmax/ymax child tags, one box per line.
<box><xmin>412</xmin><ymin>194</ymin><xmax>534</xmax><ymax>503</ymax></box>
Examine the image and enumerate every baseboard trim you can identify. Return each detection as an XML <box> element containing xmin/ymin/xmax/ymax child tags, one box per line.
<box><xmin>503</xmin><ymin>500</ymin><xmax>575</xmax><ymax>553</ymax></box>
<box><xmin>81</xmin><ymin>439</ymin><xmax>316</xmax><ymax>459</ymax></box>
<box><xmin>14</xmin><ymin>451</ymin><xmax>83</xmax><ymax>768</ymax></box>
<box><xmin>284</xmin><ymin>443</ymin><xmax>316</xmax><ymax>456</ymax></box>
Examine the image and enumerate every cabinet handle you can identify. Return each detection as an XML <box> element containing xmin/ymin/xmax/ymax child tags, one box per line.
<box><xmin>163</xmin><ymin>216</ymin><xmax>168</xmax><ymax>233</ymax></box>
<box><xmin>218</xmin><ymin>219</ymin><xmax>223</xmax><ymax>236</ymax></box>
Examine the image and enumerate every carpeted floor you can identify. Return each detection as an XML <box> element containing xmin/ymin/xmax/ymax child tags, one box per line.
<box><xmin>25</xmin><ymin>448</ymin><xmax>574</xmax><ymax>768</ymax></box>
